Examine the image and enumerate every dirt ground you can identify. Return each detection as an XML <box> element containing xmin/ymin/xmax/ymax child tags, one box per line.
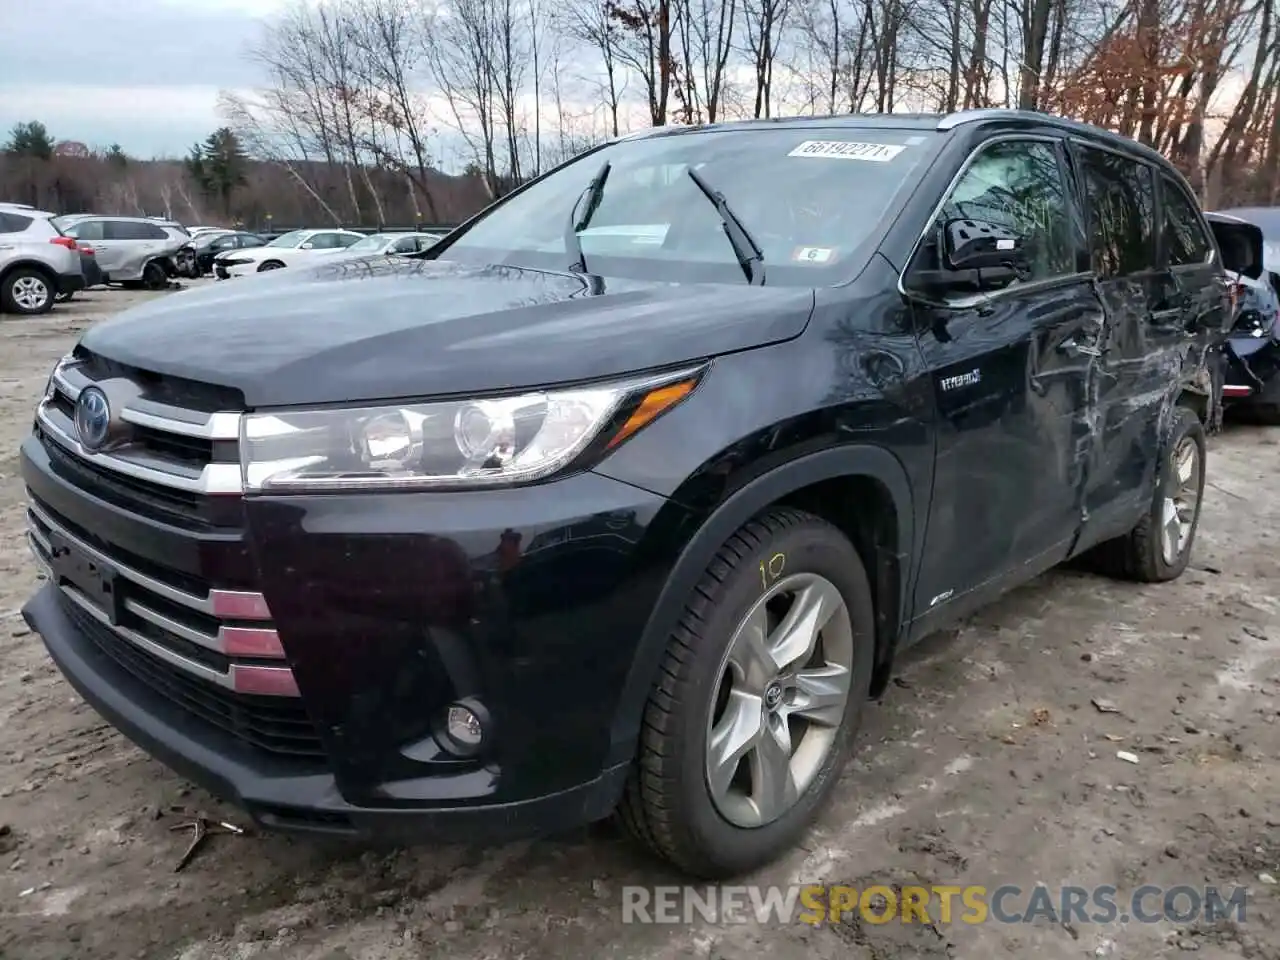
<box><xmin>1</xmin><ymin>283</ymin><xmax>1278</xmax><ymax>960</ymax></box>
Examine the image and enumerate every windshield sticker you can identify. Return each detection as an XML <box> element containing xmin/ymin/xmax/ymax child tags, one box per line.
<box><xmin>792</xmin><ymin>246</ymin><xmax>836</xmax><ymax>263</ymax></box>
<box><xmin>788</xmin><ymin>140</ymin><xmax>906</xmax><ymax>162</ymax></box>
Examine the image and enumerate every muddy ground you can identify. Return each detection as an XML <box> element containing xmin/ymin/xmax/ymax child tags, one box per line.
<box><xmin>1</xmin><ymin>283</ymin><xmax>1278</xmax><ymax>960</ymax></box>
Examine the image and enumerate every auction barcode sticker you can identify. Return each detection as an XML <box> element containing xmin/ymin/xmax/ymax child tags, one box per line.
<box><xmin>787</xmin><ymin>140</ymin><xmax>906</xmax><ymax>162</ymax></box>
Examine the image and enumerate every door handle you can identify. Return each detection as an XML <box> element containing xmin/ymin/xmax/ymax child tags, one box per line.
<box><xmin>1058</xmin><ymin>338</ymin><xmax>1101</xmax><ymax>358</ymax></box>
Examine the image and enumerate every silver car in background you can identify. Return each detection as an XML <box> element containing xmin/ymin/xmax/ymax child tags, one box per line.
<box><xmin>0</xmin><ymin>208</ymin><xmax>84</xmax><ymax>315</ymax></box>
<box><xmin>51</xmin><ymin>215</ymin><xmax>188</xmax><ymax>287</ymax></box>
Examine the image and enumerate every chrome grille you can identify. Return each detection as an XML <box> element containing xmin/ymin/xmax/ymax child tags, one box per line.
<box><xmin>37</xmin><ymin>357</ymin><xmax>244</xmax><ymax>497</ymax></box>
<box><xmin>26</xmin><ymin>357</ymin><xmax>318</xmax><ymax>757</ymax></box>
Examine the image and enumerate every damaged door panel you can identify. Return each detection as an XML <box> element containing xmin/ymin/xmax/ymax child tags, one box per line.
<box><xmin>1068</xmin><ymin>144</ymin><xmax>1195</xmax><ymax>545</ymax></box>
<box><xmin>904</xmin><ymin>136</ymin><xmax>1095</xmax><ymax>619</ymax></box>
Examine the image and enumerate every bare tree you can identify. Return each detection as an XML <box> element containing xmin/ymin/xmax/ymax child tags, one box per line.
<box><xmin>607</xmin><ymin>0</ymin><xmax>675</xmax><ymax>124</ymax></box>
<box><xmin>741</xmin><ymin>0</ymin><xmax>793</xmax><ymax>117</ymax></box>
<box><xmin>348</xmin><ymin>0</ymin><xmax>441</xmax><ymax>218</ymax></box>
<box><xmin>425</xmin><ymin>0</ymin><xmax>502</xmax><ymax>194</ymax></box>
<box><xmin>561</xmin><ymin>0</ymin><xmax>627</xmax><ymax>135</ymax></box>
<box><xmin>689</xmin><ymin>0</ymin><xmax>739</xmax><ymax>120</ymax></box>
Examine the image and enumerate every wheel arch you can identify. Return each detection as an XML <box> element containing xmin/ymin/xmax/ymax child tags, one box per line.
<box><xmin>1</xmin><ymin>258</ymin><xmax>58</xmax><ymax>288</ymax></box>
<box><xmin>0</xmin><ymin>259</ymin><xmax>58</xmax><ymax>312</ymax></box>
<box><xmin>607</xmin><ymin>444</ymin><xmax>915</xmax><ymax>767</ymax></box>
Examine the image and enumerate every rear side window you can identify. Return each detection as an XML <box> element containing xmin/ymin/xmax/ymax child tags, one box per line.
<box><xmin>69</xmin><ymin>220</ymin><xmax>104</xmax><ymax>241</ymax></box>
<box><xmin>0</xmin><ymin>212</ymin><xmax>33</xmax><ymax>233</ymax></box>
<box><xmin>1075</xmin><ymin>146</ymin><xmax>1156</xmax><ymax>278</ymax></box>
<box><xmin>105</xmin><ymin>220</ymin><xmax>169</xmax><ymax>240</ymax></box>
<box><xmin>1161</xmin><ymin>177</ymin><xmax>1213</xmax><ymax>266</ymax></box>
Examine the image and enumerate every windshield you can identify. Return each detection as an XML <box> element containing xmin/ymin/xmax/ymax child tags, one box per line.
<box><xmin>346</xmin><ymin>235</ymin><xmax>391</xmax><ymax>254</ymax></box>
<box><xmin>267</xmin><ymin>230</ymin><xmax>308</xmax><ymax>249</ymax></box>
<box><xmin>437</xmin><ymin>127</ymin><xmax>936</xmax><ymax>285</ymax></box>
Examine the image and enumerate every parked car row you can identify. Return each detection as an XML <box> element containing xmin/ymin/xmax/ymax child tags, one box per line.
<box><xmin>210</xmin><ymin>228</ymin><xmax>443</xmax><ymax>278</ymax></box>
<box><xmin>0</xmin><ymin>205</ymin><xmax>452</xmax><ymax>314</ymax></box>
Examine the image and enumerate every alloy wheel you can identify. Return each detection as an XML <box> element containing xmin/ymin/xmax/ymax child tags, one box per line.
<box><xmin>1160</xmin><ymin>436</ymin><xmax>1201</xmax><ymax>565</ymax></box>
<box><xmin>11</xmin><ymin>275</ymin><xmax>50</xmax><ymax>312</ymax></box>
<box><xmin>705</xmin><ymin>572</ymin><xmax>854</xmax><ymax>828</ymax></box>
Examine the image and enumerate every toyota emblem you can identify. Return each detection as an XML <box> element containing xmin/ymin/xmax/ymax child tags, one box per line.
<box><xmin>74</xmin><ymin>387</ymin><xmax>111</xmax><ymax>451</ymax></box>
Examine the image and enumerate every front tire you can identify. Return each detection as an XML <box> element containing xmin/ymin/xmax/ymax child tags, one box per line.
<box><xmin>1</xmin><ymin>268</ymin><xmax>55</xmax><ymax>315</ymax></box>
<box><xmin>258</xmin><ymin>260</ymin><xmax>285</xmax><ymax>272</ymax></box>
<box><xmin>1089</xmin><ymin>405</ymin><xmax>1206</xmax><ymax>582</ymax></box>
<box><xmin>619</xmin><ymin>507</ymin><xmax>875</xmax><ymax>878</ymax></box>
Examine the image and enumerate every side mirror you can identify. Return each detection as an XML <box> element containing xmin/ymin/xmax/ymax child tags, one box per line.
<box><xmin>907</xmin><ymin>218</ymin><xmax>1032</xmax><ymax>298</ymax></box>
<box><xmin>300</xmin><ymin>241</ymin><xmax>314</xmax><ymax>250</ymax></box>
<box><xmin>942</xmin><ymin>218</ymin><xmax>1030</xmax><ymax>273</ymax></box>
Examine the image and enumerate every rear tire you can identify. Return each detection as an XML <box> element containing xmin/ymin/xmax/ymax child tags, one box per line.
<box><xmin>1086</xmin><ymin>406</ymin><xmax>1206</xmax><ymax>582</ymax></box>
<box><xmin>618</xmin><ymin>507</ymin><xmax>875</xmax><ymax>878</ymax></box>
<box><xmin>141</xmin><ymin>261</ymin><xmax>168</xmax><ymax>290</ymax></box>
<box><xmin>1</xmin><ymin>268</ymin><xmax>55</xmax><ymax>315</ymax></box>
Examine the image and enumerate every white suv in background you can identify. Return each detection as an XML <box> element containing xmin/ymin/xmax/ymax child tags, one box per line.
<box><xmin>0</xmin><ymin>209</ymin><xmax>83</xmax><ymax>315</ymax></box>
<box><xmin>52</xmin><ymin>215</ymin><xmax>189</xmax><ymax>287</ymax></box>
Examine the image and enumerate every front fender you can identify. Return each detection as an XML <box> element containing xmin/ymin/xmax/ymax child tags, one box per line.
<box><xmin>604</xmin><ymin>443</ymin><xmax>915</xmax><ymax>767</ymax></box>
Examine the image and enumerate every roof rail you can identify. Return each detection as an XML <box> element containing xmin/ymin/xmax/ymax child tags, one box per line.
<box><xmin>936</xmin><ymin>108</ymin><xmax>1053</xmax><ymax>131</ymax></box>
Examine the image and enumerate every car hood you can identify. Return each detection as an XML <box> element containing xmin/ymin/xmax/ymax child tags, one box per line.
<box><xmin>79</xmin><ymin>257</ymin><xmax>815</xmax><ymax>407</ymax></box>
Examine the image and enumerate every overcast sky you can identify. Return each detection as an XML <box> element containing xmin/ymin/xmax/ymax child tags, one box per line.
<box><xmin>0</xmin><ymin>0</ymin><xmax>285</xmax><ymax>157</ymax></box>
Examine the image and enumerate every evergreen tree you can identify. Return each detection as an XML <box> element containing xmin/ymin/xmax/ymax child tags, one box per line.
<box><xmin>185</xmin><ymin>127</ymin><xmax>249</xmax><ymax>217</ymax></box>
<box><xmin>5</xmin><ymin>121</ymin><xmax>55</xmax><ymax>160</ymax></box>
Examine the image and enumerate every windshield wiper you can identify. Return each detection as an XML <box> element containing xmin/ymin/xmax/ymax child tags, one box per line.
<box><xmin>566</xmin><ymin>161</ymin><xmax>611</xmax><ymax>274</ymax></box>
<box><xmin>687</xmin><ymin>167</ymin><xmax>765</xmax><ymax>285</ymax></box>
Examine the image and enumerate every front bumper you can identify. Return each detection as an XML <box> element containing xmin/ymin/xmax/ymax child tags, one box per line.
<box><xmin>215</xmin><ymin>261</ymin><xmax>256</xmax><ymax>279</ymax></box>
<box><xmin>1224</xmin><ymin>333</ymin><xmax>1280</xmax><ymax>405</ymax></box>
<box><xmin>20</xmin><ymin>432</ymin><xmax>675</xmax><ymax>840</ymax></box>
<box><xmin>79</xmin><ymin>257</ymin><xmax>104</xmax><ymax>288</ymax></box>
<box><xmin>24</xmin><ymin>585</ymin><xmax>627</xmax><ymax>840</ymax></box>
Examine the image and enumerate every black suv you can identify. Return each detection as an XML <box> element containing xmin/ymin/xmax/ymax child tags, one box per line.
<box><xmin>21</xmin><ymin>109</ymin><xmax>1227</xmax><ymax>878</ymax></box>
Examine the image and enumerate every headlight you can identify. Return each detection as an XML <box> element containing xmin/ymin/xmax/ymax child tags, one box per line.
<box><xmin>240</xmin><ymin>366</ymin><xmax>703</xmax><ymax>492</ymax></box>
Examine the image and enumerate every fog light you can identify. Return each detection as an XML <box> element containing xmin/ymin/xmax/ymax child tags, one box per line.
<box><xmin>438</xmin><ymin>699</ymin><xmax>489</xmax><ymax>757</ymax></box>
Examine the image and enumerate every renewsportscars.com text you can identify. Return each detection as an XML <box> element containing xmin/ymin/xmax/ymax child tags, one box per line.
<box><xmin>621</xmin><ymin>883</ymin><xmax>1249</xmax><ymax>926</ymax></box>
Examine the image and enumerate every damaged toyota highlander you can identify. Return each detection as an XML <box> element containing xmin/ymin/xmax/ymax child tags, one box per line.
<box><xmin>21</xmin><ymin>110</ymin><xmax>1228</xmax><ymax>878</ymax></box>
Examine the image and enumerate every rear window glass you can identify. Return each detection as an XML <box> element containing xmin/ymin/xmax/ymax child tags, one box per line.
<box><xmin>105</xmin><ymin>220</ymin><xmax>168</xmax><ymax>241</ymax></box>
<box><xmin>1075</xmin><ymin>146</ymin><xmax>1156</xmax><ymax>278</ymax></box>
<box><xmin>1161</xmin><ymin>177</ymin><xmax>1213</xmax><ymax>266</ymax></box>
<box><xmin>0</xmin><ymin>212</ymin><xmax>33</xmax><ymax>232</ymax></box>
<box><xmin>440</xmin><ymin>127</ymin><xmax>938</xmax><ymax>285</ymax></box>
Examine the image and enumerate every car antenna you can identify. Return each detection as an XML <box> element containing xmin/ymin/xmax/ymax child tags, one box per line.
<box><xmin>566</xmin><ymin>161</ymin><xmax>611</xmax><ymax>275</ymax></box>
